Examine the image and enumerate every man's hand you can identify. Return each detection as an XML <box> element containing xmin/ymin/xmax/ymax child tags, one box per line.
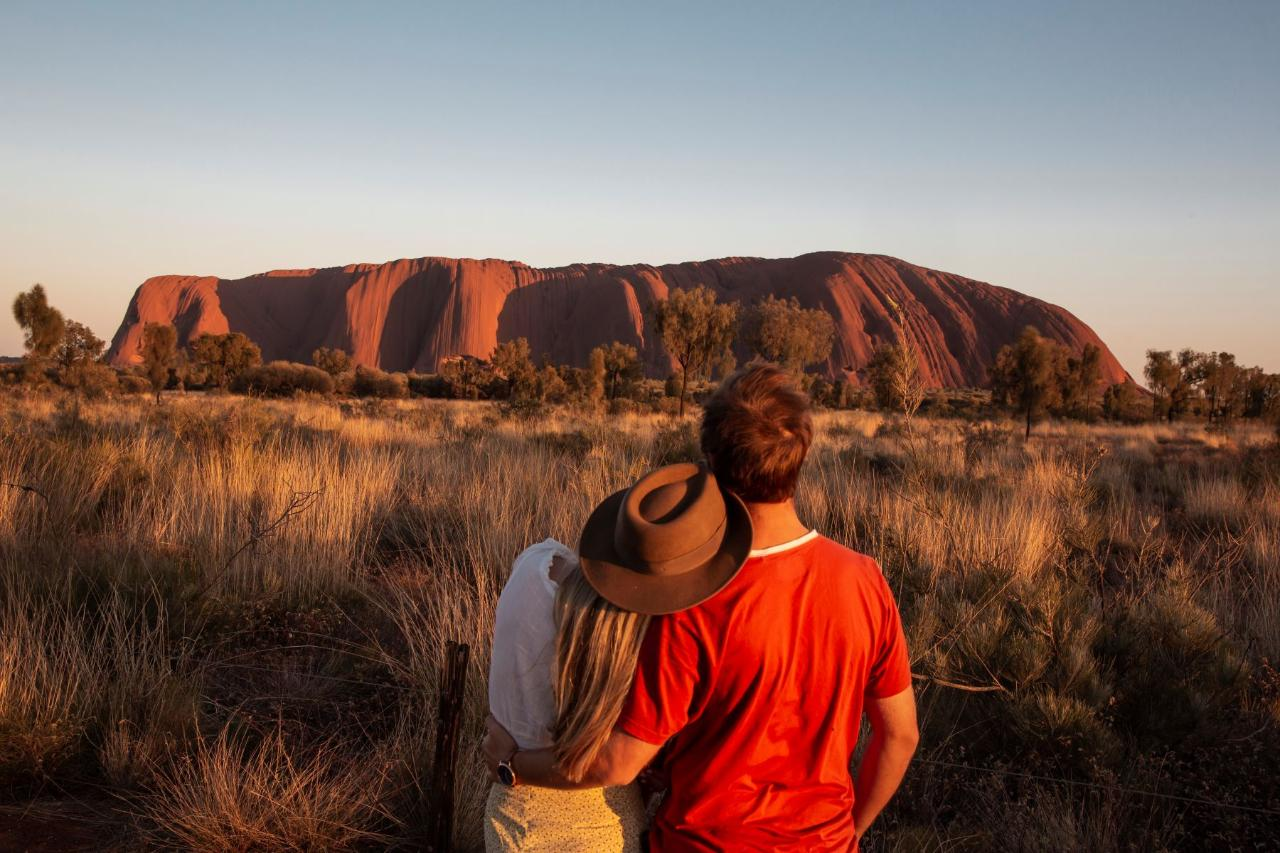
<box><xmin>483</xmin><ymin>714</ymin><xmax>517</xmax><ymax>782</ymax></box>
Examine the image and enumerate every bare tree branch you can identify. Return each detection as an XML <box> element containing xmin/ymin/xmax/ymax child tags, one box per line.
<box><xmin>196</xmin><ymin>486</ymin><xmax>323</xmax><ymax>597</ymax></box>
<box><xmin>2</xmin><ymin>481</ymin><xmax>49</xmax><ymax>504</ymax></box>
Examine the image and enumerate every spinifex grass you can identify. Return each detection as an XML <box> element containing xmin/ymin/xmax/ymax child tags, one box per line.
<box><xmin>1</xmin><ymin>391</ymin><xmax>1277</xmax><ymax>850</ymax></box>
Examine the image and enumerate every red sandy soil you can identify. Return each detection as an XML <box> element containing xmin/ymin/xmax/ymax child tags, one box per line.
<box><xmin>107</xmin><ymin>251</ymin><xmax>1129</xmax><ymax>387</ymax></box>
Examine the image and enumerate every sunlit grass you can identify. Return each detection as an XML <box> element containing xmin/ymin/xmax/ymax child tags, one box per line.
<box><xmin>0</xmin><ymin>390</ymin><xmax>1277</xmax><ymax>849</ymax></box>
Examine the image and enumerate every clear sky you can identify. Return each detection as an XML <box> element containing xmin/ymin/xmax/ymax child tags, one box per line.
<box><xmin>2</xmin><ymin>1</ymin><xmax>1277</xmax><ymax>377</ymax></box>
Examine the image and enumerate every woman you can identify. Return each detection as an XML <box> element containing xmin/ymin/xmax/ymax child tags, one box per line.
<box><xmin>483</xmin><ymin>463</ymin><xmax>752</xmax><ymax>852</ymax></box>
<box><xmin>483</xmin><ymin>539</ymin><xmax>650</xmax><ymax>851</ymax></box>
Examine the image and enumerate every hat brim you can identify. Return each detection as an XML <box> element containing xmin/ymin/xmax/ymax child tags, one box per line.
<box><xmin>578</xmin><ymin>486</ymin><xmax>753</xmax><ymax>616</ymax></box>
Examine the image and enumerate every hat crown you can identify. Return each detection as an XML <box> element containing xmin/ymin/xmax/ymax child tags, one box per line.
<box><xmin>615</xmin><ymin>464</ymin><xmax>727</xmax><ymax>573</ymax></box>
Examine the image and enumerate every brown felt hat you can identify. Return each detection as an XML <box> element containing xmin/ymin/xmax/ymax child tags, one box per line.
<box><xmin>578</xmin><ymin>463</ymin><xmax>753</xmax><ymax>615</ymax></box>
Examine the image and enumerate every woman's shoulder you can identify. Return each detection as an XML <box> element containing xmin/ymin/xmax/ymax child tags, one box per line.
<box><xmin>505</xmin><ymin>538</ymin><xmax>575</xmax><ymax>595</ymax></box>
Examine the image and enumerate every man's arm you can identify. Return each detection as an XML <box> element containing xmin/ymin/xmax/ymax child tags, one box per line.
<box><xmin>484</xmin><ymin>714</ymin><xmax>661</xmax><ymax>790</ymax></box>
<box><xmin>852</xmin><ymin>686</ymin><xmax>919</xmax><ymax>839</ymax></box>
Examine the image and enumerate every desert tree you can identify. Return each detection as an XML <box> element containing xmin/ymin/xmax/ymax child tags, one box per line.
<box><xmin>140</xmin><ymin>323</ymin><xmax>178</xmax><ymax>404</ymax></box>
<box><xmin>652</xmin><ymin>285</ymin><xmax>739</xmax><ymax>417</ymax></box>
<box><xmin>12</xmin><ymin>284</ymin><xmax>66</xmax><ymax>379</ymax></box>
<box><xmin>440</xmin><ymin>355</ymin><xmax>493</xmax><ymax>400</ymax></box>
<box><xmin>1060</xmin><ymin>344</ymin><xmax>1103</xmax><ymax>420</ymax></box>
<box><xmin>990</xmin><ymin>326</ymin><xmax>1064</xmax><ymax>439</ymax></box>
<box><xmin>191</xmin><ymin>332</ymin><xmax>262</xmax><ymax>388</ymax></box>
<box><xmin>1102</xmin><ymin>382</ymin><xmax>1142</xmax><ymax>423</ymax></box>
<box><xmin>741</xmin><ymin>295</ymin><xmax>835</xmax><ymax>375</ymax></box>
<box><xmin>1198</xmin><ymin>352</ymin><xmax>1243</xmax><ymax>422</ymax></box>
<box><xmin>584</xmin><ymin>347</ymin><xmax>607</xmax><ymax>406</ymax></box>
<box><xmin>591</xmin><ymin>341</ymin><xmax>642</xmax><ymax>401</ymax></box>
<box><xmin>1143</xmin><ymin>350</ymin><xmax>1179</xmax><ymax>421</ymax></box>
<box><xmin>55</xmin><ymin>320</ymin><xmax>105</xmax><ymax>372</ymax></box>
<box><xmin>1241</xmin><ymin>369</ymin><xmax>1280</xmax><ymax>420</ymax></box>
<box><xmin>535</xmin><ymin>363</ymin><xmax>568</xmax><ymax>404</ymax></box>
<box><xmin>865</xmin><ymin>343</ymin><xmax>926</xmax><ymax>418</ymax></box>
<box><xmin>54</xmin><ymin>320</ymin><xmax>109</xmax><ymax>392</ymax></box>
<box><xmin>491</xmin><ymin>338</ymin><xmax>537</xmax><ymax>400</ymax></box>
<box><xmin>1144</xmin><ymin>349</ymin><xmax>1201</xmax><ymax>422</ymax></box>
<box><xmin>311</xmin><ymin>347</ymin><xmax>353</xmax><ymax>378</ymax></box>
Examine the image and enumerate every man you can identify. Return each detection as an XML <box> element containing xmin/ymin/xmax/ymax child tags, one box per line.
<box><xmin>486</xmin><ymin>363</ymin><xmax>918</xmax><ymax>850</ymax></box>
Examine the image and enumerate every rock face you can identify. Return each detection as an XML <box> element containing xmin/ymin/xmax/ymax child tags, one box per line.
<box><xmin>107</xmin><ymin>251</ymin><xmax>1129</xmax><ymax>387</ymax></box>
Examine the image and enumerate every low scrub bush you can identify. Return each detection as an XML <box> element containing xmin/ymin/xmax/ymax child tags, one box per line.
<box><xmin>353</xmin><ymin>366</ymin><xmax>409</xmax><ymax>399</ymax></box>
<box><xmin>233</xmin><ymin>361</ymin><xmax>335</xmax><ymax>397</ymax></box>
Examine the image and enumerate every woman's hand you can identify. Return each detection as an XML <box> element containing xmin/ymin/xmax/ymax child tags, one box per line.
<box><xmin>483</xmin><ymin>714</ymin><xmax>517</xmax><ymax>781</ymax></box>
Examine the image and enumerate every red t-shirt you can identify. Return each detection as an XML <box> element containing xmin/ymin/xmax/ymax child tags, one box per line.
<box><xmin>616</xmin><ymin>532</ymin><xmax>912</xmax><ymax>852</ymax></box>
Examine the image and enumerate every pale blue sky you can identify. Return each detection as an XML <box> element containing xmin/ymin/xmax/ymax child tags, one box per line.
<box><xmin>2</xmin><ymin>1</ymin><xmax>1277</xmax><ymax>376</ymax></box>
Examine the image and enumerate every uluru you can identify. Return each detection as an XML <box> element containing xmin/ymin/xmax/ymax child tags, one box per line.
<box><xmin>106</xmin><ymin>251</ymin><xmax>1129</xmax><ymax>388</ymax></box>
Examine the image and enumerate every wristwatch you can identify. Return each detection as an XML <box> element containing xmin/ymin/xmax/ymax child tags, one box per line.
<box><xmin>496</xmin><ymin>748</ymin><xmax>519</xmax><ymax>787</ymax></box>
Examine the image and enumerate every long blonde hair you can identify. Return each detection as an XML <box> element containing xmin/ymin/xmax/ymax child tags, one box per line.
<box><xmin>552</xmin><ymin>567</ymin><xmax>651</xmax><ymax>782</ymax></box>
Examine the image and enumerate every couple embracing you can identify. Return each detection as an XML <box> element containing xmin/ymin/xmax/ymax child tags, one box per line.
<box><xmin>483</xmin><ymin>365</ymin><xmax>918</xmax><ymax>852</ymax></box>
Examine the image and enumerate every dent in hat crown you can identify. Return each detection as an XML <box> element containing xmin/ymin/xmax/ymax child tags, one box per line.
<box><xmin>613</xmin><ymin>463</ymin><xmax>728</xmax><ymax>576</ymax></box>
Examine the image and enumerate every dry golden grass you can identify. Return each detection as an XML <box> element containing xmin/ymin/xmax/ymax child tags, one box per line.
<box><xmin>1</xmin><ymin>390</ymin><xmax>1277</xmax><ymax>850</ymax></box>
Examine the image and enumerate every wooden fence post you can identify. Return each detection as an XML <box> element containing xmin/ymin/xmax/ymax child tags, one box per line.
<box><xmin>427</xmin><ymin>640</ymin><xmax>471</xmax><ymax>853</ymax></box>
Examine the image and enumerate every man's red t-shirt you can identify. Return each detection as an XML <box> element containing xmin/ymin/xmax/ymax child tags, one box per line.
<box><xmin>615</xmin><ymin>531</ymin><xmax>912</xmax><ymax>852</ymax></box>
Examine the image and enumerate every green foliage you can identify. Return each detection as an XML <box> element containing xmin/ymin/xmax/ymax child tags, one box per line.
<box><xmin>189</xmin><ymin>332</ymin><xmax>263</xmax><ymax>388</ymax></box>
<box><xmin>311</xmin><ymin>347</ymin><xmax>353</xmax><ymax>378</ymax></box>
<box><xmin>1101</xmin><ymin>382</ymin><xmax>1144</xmax><ymax>423</ymax></box>
<box><xmin>592</xmin><ymin>341</ymin><xmax>642</xmax><ymax>401</ymax></box>
<box><xmin>991</xmin><ymin>327</ymin><xmax>1068</xmax><ymax>438</ymax></box>
<box><xmin>652</xmin><ymin>285</ymin><xmax>739</xmax><ymax>416</ymax></box>
<box><xmin>650</xmin><ymin>419</ymin><xmax>702</xmax><ymax>466</ymax></box>
<box><xmin>741</xmin><ymin>294</ymin><xmax>835</xmax><ymax>374</ymax></box>
<box><xmin>1143</xmin><ymin>349</ymin><xmax>1277</xmax><ymax>424</ymax></box>
<box><xmin>352</xmin><ymin>365</ymin><xmax>408</xmax><ymax>399</ymax></box>
<box><xmin>234</xmin><ymin>361</ymin><xmax>336</xmax><ymax>397</ymax></box>
<box><xmin>866</xmin><ymin>343</ymin><xmax>926</xmax><ymax>417</ymax></box>
<box><xmin>54</xmin><ymin>320</ymin><xmax>104</xmax><ymax>372</ymax></box>
<box><xmin>439</xmin><ymin>356</ymin><xmax>496</xmax><ymax>400</ymax></box>
<box><xmin>117</xmin><ymin>372</ymin><xmax>152</xmax><ymax>395</ymax></box>
<box><xmin>140</xmin><ymin>323</ymin><xmax>178</xmax><ymax>402</ymax></box>
<box><xmin>1060</xmin><ymin>344</ymin><xmax>1103</xmax><ymax>420</ymax></box>
<box><xmin>1144</xmin><ymin>349</ymin><xmax>1198</xmax><ymax>422</ymax></box>
<box><xmin>534</xmin><ymin>363</ymin><xmax>568</xmax><ymax>404</ymax></box>
<box><xmin>490</xmin><ymin>338</ymin><xmax>536</xmax><ymax>401</ymax></box>
<box><xmin>585</xmin><ymin>347</ymin><xmax>606</xmax><ymax>406</ymax></box>
<box><xmin>12</xmin><ymin>284</ymin><xmax>66</xmax><ymax>360</ymax></box>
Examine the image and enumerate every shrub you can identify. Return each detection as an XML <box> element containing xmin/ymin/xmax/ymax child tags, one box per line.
<box><xmin>407</xmin><ymin>372</ymin><xmax>451</xmax><ymax>398</ymax></box>
<box><xmin>189</xmin><ymin>332</ymin><xmax>262</xmax><ymax>388</ymax></box>
<box><xmin>118</xmin><ymin>371</ymin><xmax>152</xmax><ymax>395</ymax></box>
<box><xmin>607</xmin><ymin>397</ymin><xmax>644</xmax><ymax>416</ymax></box>
<box><xmin>353</xmin><ymin>366</ymin><xmax>409</xmax><ymax>399</ymax></box>
<box><xmin>311</xmin><ymin>347</ymin><xmax>352</xmax><ymax>377</ymax></box>
<box><xmin>62</xmin><ymin>362</ymin><xmax>119</xmax><ymax>398</ymax></box>
<box><xmin>651</xmin><ymin>419</ymin><xmax>702</xmax><ymax>466</ymax></box>
<box><xmin>234</xmin><ymin>361</ymin><xmax>335</xmax><ymax>397</ymax></box>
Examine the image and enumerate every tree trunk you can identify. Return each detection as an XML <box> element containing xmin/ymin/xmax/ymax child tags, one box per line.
<box><xmin>1025</xmin><ymin>407</ymin><xmax>1032</xmax><ymax>440</ymax></box>
<box><xmin>678</xmin><ymin>367</ymin><xmax>689</xmax><ymax>418</ymax></box>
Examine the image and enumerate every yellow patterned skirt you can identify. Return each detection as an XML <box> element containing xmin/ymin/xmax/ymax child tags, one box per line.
<box><xmin>484</xmin><ymin>782</ymin><xmax>646</xmax><ymax>852</ymax></box>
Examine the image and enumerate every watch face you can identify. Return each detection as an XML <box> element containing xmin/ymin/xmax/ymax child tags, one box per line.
<box><xmin>497</xmin><ymin>763</ymin><xmax>516</xmax><ymax>787</ymax></box>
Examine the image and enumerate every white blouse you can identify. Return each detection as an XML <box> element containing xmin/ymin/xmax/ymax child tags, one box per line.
<box><xmin>488</xmin><ymin>538</ymin><xmax>575</xmax><ymax>750</ymax></box>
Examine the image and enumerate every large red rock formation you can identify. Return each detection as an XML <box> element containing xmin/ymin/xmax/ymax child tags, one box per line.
<box><xmin>107</xmin><ymin>251</ymin><xmax>1129</xmax><ymax>387</ymax></box>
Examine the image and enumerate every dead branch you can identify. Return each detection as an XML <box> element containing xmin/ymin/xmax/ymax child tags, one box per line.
<box><xmin>196</xmin><ymin>486</ymin><xmax>323</xmax><ymax>597</ymax></box>
<box><xmin>2</xmin><ymin>481</ymin><xmax>49</xmax><ymax>504</ymax></box>
<box><xmin>912</xmin><ymin>672</ymin><xmax>1008</xmax><ymax>694</ymax></box>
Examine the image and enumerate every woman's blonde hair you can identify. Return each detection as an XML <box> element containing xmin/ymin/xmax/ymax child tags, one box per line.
<box><xmin>551</xmin><ymin>566</ymin><xmax>651</xmax><ymax>782</ymax></box>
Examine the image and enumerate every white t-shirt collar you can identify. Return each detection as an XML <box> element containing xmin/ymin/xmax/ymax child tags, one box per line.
<box><xmin>749</xmin><ymin>529</ymin><xmax>819</xmax><ymax>558</ymax></box>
